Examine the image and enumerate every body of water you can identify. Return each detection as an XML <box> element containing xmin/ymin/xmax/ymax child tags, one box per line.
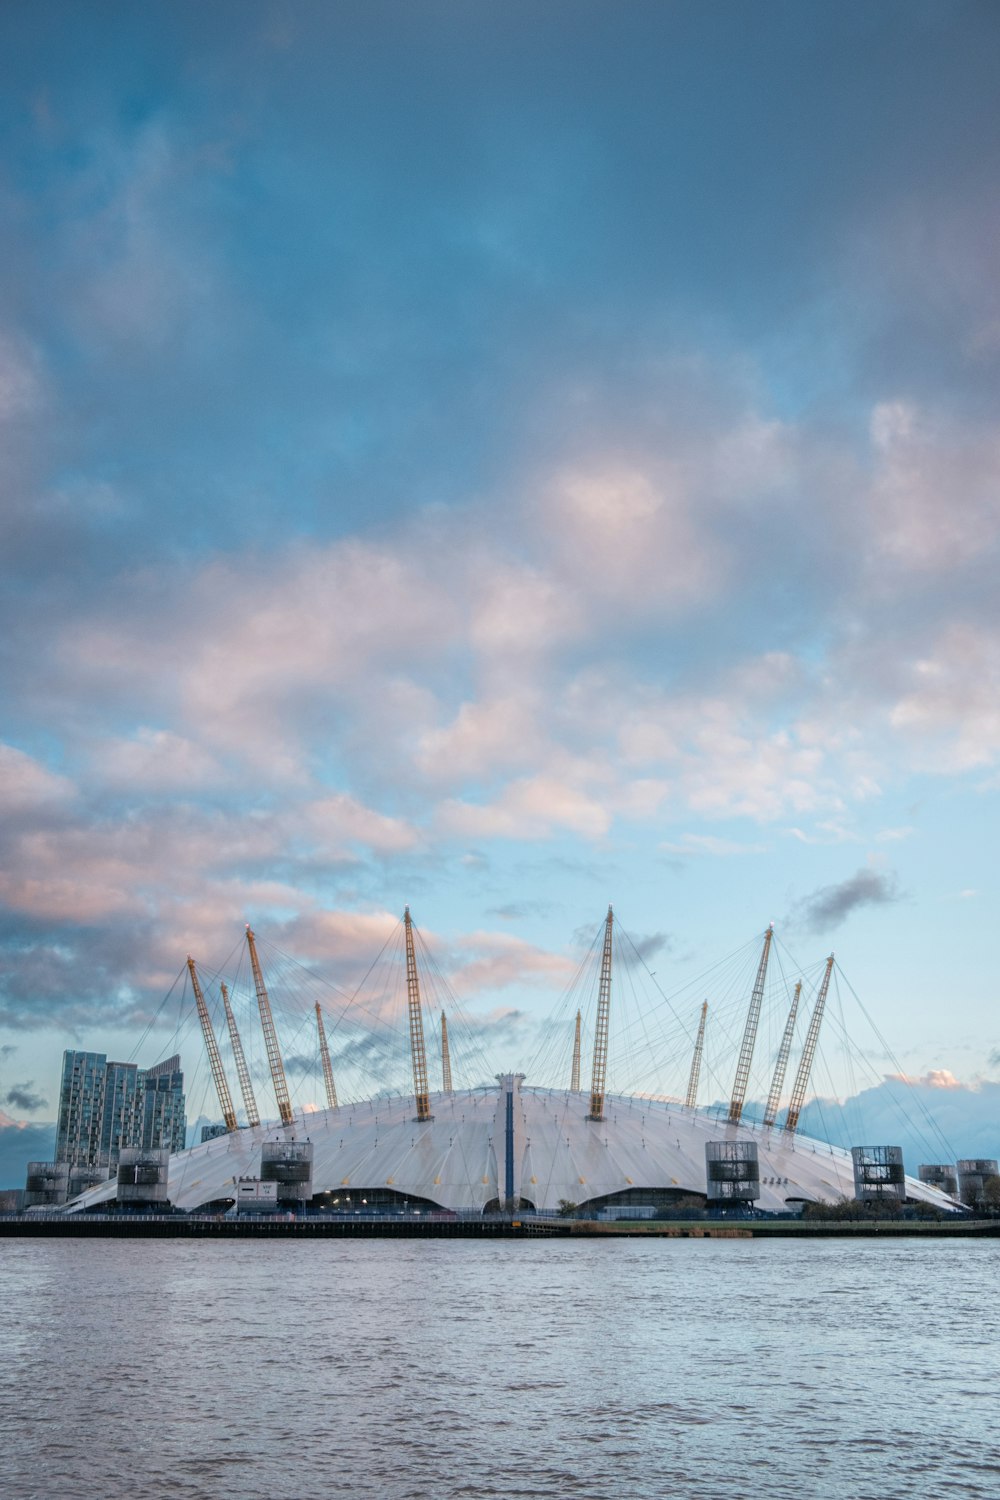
<box><xmin>1</xmin><ymin>1236</ymin><xmax>997</xmax><ymax>1499</ymax></box>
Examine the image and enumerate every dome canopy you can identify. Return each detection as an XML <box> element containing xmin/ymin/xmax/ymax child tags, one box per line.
<box><xmin>67</xmin><ymin>1075</ymin><xmax>956</xmax><ymax>1216</ymax></box>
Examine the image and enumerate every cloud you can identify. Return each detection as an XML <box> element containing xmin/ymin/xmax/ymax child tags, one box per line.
<box><xmin>4</xmin><ymin>1083</ymin><xmax>47</xmax><ymax>1112</ymax></box>
<box><xmin>444</xmin><ymin>931</ymin><xmax>577</xmax><ymax>997</ymax></box>
<box><xmin>0</xmin><ymin>1121</ymin><xmax>56</xmax><ymax>1189</ymax></box>
<box><xmin>867</xmin><ymin>401</ymin><xmax>1000</xmax><ymax>573</ymax></box>
<box><xmin>486</xmin><ymin>901</ymin><xmax>557</xmax><ymax>922</ymax></box>
<box><xmin>617</xmin><ymin>931</ymin><xmax>671</xmax><ymax>968</ymax></box>
<box><xmin>889</xmin><ymin>624</ymin><xmax>1000</xmax><ymax>772</ymax></box>
<box><xmin>887</xmin><ymin>1069</ymin><xmax>963</xmax><ymax>1091</ymax></box>
<box><xmin>0</xmin><ymin>743</ymin><xmax>74</xmax><ymax>815</ymax></box>
<box><xmin>660</xmin><ymin>834</ymin><xmax>769</xmax><ymax>857</ymax></box>
<box><xmin>789</xmin><ymin>867</ymin><xmax>903</xmax><ymax>933</ymax></box>
<box><xmin>798</xmin><ymin>1075</ymin><xmax>1000</xmax><ymax>1170</ymax></box>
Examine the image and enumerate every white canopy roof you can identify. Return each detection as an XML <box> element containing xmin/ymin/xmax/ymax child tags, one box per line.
<box><xmin>67</xmin><ymin>1078</ymin><xmax>957</xmax><ymax>1215</ymax></box>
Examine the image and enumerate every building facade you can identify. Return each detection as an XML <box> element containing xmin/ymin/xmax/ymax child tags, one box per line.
<box><xmin>141</xmin><ymin>1055</ymin><xmax>186</xmax><ymax>1154</ymax></box>
<box><xmin>54</xmin><ymin>1050</ymin><xmax>186</xmax><ymax>1170</ymax></box>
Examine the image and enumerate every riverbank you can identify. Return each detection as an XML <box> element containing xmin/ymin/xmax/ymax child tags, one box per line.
<box><xmin>2</xmin><ymin>1212</ymin><xmax>997</xmax><ymax>1239</ymax></box>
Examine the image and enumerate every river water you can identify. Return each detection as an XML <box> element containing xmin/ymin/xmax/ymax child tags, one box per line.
<box><xmin>2</xmin><ymin>1236</ymin><xmax>998</xmax><ymax>1499</ymax></box>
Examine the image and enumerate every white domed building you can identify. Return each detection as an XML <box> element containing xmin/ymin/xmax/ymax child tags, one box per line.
<box><xmin>65</xmin><ymin>915</ymin><xmax>959</xmax><ymax>1218</ymax></box>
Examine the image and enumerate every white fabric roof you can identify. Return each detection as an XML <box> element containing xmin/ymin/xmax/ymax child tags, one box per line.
<box><xmin>66</xmin><ymin>1078</ymin><xmax>957</xmax><ymax>1215</ymax></box>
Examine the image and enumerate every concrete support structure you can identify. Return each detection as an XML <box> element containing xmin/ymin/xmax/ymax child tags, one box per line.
<box><xmin>852</xmin><ymin>1145</ymin><xmax>906</xmax><ymax>1205</ymax></box>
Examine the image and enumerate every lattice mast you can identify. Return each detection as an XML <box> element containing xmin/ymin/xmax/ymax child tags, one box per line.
<box><xmin>763</xmin><ymin>981</ymin><xmax>802</xmax><ymax>1128</ymax></box>
<box><xmin>315</xmin><ymin>1002</ymin><xmax>339</xmax><ymax>1111</ymax></box>
<box><xmin>588</xmin><ymin>906</ymin><xmax>614</xmax><ymax>1122</ymax></box>
<box><xmin>187</xmin><ymin>957</ymin><xmax>238</xmax><ymax>1133</ymax></box>
<box><xmin>404</xmin><ymin>907</ymin><xmax>432</xmax><ymax>1122</ymax></box>
<box><xmin>245</xmin><ymin>925</ymin><xmax>293</xmax><ymax>1127</ymax></box>
<box><xmin>728</xmin><ymin>925</ymin><xmax>774</xmax><ymax>1125</ymax></box>
<box><xmin>441</xmin><ymin>1011</ymin><xmax>453</xmax><ymax>1093</ymax></box>
<box><xmin>685</xmin><ymin>1000</ymin><xmax>708</xmax><ymax>1110</ymax></box>
<box><xmin>570</xmin><ymin>1009</ymin><xmax>582</xmax><ymax>1092</ymax></box>
<box><xmin>222</xmin><ymin>981</ymin><xmax>260</xmax><ymax>1129</ymax></box>
<box><xmin>784</xmin><ymin>955</ymin><xmax>835</xmax><ymax>1137</ymax></box>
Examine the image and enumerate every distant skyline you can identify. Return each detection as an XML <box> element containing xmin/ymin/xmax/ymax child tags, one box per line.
<box><xmin>1</xmin><ymin>3</ymin><xmax>999</xmax><ymax>1174</ymax></box>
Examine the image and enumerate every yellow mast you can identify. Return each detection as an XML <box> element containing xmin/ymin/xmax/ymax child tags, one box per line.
<box><xmin>221</xmin><ymin>981</ymin><xmax>259</xmax><ymax>1129</ymax></box>
<box><xmin>784</xmin><ymin>955</ymin><xmax>835</xmax><ymax>1137</ymax></box>
<box><xmin>588</xmin><ymin>907</ymin><xmax>614</xmax><ymax>1122</ymax></box>
<box><xmin>685</xmin><ymin>1000</ymin><xmax>708</xmax><ymax>1110</ymax></box>
<box><xmin>404</xmin><ymin>907</ymin><xmax>432</xmax><ymax>1122</ymax></box>
<box><xmin>245</xmin><ymin>925</ymin><xmax>293</xmax><ymax>1127</ymax></box>
<box><xmin>570</xmin><ymin>1009</ymin><xmax>581</xmax><ymax>1092</ymax></box>
<box><xmin>763</xmin><ymin>981</ymin><xmax>802</xmax><ymax>1128</ymax></box>
<box><xmin>187</xmin><ymin>957</ymin><xmax>238</xmax><ymax>1133</ymax></box>
<box><xmin>441</xmin><ymin>1011</ymin><xmax>453</xmax><ymax>1093</ymax></box>
<box><xmin>728</xmin><ymin>925</ymin><xmax>773</xmax><ymax>1126</ymax></box>
<box><xmin>315</xmin><ymin>1002</ymin><xmax>338</xmax><ymax>1111</ymax></box>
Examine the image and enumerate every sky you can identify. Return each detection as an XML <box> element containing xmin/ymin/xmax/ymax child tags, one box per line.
<box><xmin>1</xmin><ymin>1</ymin><xmax>999</xmax><ymax>1180</ymax></box>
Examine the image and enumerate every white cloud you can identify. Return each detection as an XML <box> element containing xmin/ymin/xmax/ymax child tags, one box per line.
<box><xmin>0</xmin><ymin>744</ymin><xmax>74</xmax><ymax>813</ymax></box>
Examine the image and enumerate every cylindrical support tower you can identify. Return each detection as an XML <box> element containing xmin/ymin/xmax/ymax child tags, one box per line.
<box><xmin>919</xmin><ymin>1164</ymin><xmax>958</xmax><ymax>1197</ymax></box>
<box><xmin>68</xmin><ymin>1166</ymin><xmax>109</xmax><ymax>1200</ymax></box>
<box><xmin>956</xmin><ymin>1158</ymin><xmax>1000</xmax><ymax>1209</ymax></box>
<box><xmin>24</xmin><ymin>1161</ymin><xmax>69</xmax><ymax>1208</ymax></box>
<box><xmin>851</xmin><ymin>1145</ymin><xmax>906</xmax><ymax>1205</ymax></box>
<box><xmin>116</xmin><ymin>1147</ymin><xmax>170</xmax><ymax>1207</ymax></box>
<box><xmin>705</xmin><ymin>1141</ymin><xmax>760</xmax><ymax>1206</ymax></box>
<box><xmin>260</xmin><ymin>1139</ymin><xmax>315</xmax><ymax>1205</ymax></box>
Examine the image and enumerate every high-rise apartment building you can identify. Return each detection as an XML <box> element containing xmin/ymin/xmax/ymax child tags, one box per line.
<box><xmin>55</xmin><ymin>1050</ymin><xmax>187</xmax><ymax>1169</ymax></box>
<box><xmin>141</xmin><ymin>1055</ymin><xmax>186</xmax><ymax>1154</ymax></box>
<box><xmin>55</xmin><ymin>1051</ymin><xmax>111</xmax><ymax>1168</ymax></box>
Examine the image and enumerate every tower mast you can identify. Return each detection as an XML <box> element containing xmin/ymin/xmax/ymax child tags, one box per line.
<box><xmin>784</xmin><ymin>955</ymin><xmax>834</xmax><ymax>1137</ymax></box>
<box><xmin>685</xmin><ymin>1000</ymin><xmax>708</xmax><ymax>1110</ymax></box>
<box><xmin>588</xmin><ymin>906</ymin><xmax>614</xmax><ymax>1122</ymax></box>
<box><xmin>187</xmin><ymin>957</ymin><xmax>238</xmax><ymax>1133</ymax></box>
<box><xmin>404</xmin><ymin>907</ymin><xmax>432</xmax><ymax>1123</ymax></box>
<box><xmin>222</xmin><ymin>981</ymin><xmax>259</xmax><ymax>1129</ymax></box>
<box><xmin>763</xmin><ymin>981</ymin><xmax>801</xmax><ymax>1129</ymax></box>
<box><xmin>315</xmin><ymin>1002</ymin><xmax>338</xmax><ymax>1111</ymax></box>
<box><xmin>245</xmin><ymin>925</ymin><xmax>293</xmax><ymax>1127</ymax></box>
<box><xmin>570</xmin><ymin>1009</ymin><xmax>581</xmax><ymax>1092</ymax></box>
<box><xmin>441</xmin><ymin>1011</ymin><xmax>453</xmax><ymax>1093</ymax></box>
<box><xmin>728</xmin><ymin>925</ymin><xmax>773</xmax><ymax>1125</ymax></box>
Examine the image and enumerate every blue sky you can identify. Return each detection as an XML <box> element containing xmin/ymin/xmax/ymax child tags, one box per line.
<box><xmin>1</xmin><ymin>2</ymin><xmax>999</xmax><ymax>1171</ymax></box>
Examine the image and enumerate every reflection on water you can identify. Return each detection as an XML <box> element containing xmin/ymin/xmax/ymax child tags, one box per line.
<box><xmin>2</xmin><ymin>1237</ymin><xmax>998</xmax><ymax>1499</ymax></box>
